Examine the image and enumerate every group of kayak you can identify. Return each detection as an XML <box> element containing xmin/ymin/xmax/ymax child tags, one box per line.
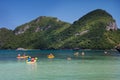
<box><xmin>17</xmin><ymin>53</ymin><xmax>55</xmax><ymax>64</ymax></box>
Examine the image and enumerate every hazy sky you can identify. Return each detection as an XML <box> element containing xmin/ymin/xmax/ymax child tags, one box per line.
<box><xmin>0</xmin><ymin>0</ymin><xmax>120</xmax><ymax>30</ymax></box>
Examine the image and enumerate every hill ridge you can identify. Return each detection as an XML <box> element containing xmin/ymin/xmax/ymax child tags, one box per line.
<box><xmin>0</xmin><ymin>9</ymin><xmax>120</xmax><ymax>49</ymax></box>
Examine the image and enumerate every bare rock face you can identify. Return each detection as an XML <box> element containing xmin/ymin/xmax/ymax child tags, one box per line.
<box><xmin>106</xmin><ymin>22</ymin><xmax>118</xmax><ymax>31</ymax></box>
<box><xmin>15</xmin><ymin>25</ymin><xmax>30</xmax><ymax>35</ymax></box>
<box><xmin>75</xmin><ymin>30</ymin><xmax>89</xmax><ymax>36</ymax></box>
<box><xmin>35</xmin><ymin>27</ymin><xmax>40</xmax><ymax>32</ymax></box>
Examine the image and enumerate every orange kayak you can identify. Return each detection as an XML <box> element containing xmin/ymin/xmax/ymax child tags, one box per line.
<box><xmin>17</xmin><ymin>56</ymin><xmax>28</xmax><ymax>59</ymax></box>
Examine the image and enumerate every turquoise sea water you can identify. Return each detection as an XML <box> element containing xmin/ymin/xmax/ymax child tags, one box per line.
<box><xmin>0</xmin><ymin>50</ymin><xmax>120</xmax><ymax>80</ymax></box>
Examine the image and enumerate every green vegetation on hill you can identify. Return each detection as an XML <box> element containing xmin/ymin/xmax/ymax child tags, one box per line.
<box><xmin>0</xmin><ymin>9</ymin><xmax>120</xmax><ymax>49</ymax></box>
<box><xmin>0</xmin><ymin>28</ymin><xmax>15</xmax><ymax>49</ymax></box>
<box><xmin>13</xmin><ymin>16</ymin><xmax>71</xmax><ymax>49</ymax></box>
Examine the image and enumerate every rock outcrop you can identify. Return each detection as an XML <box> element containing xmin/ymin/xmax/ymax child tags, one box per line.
<box><xmin>15</xmin><ymin>25</ymin><xmax>30</xmax><ymax>35</ymax></box>
<box><xmin>106</xmin><ymin>22</ymin><xmax>118</xmax><ymax>31</ymax></box>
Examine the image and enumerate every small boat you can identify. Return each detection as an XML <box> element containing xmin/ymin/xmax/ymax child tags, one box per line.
<box><xmin>81</xmin><ymin>52</ymin><xmax>85</xmax><ymax>56</ymax></box>
<box><xmin>16</xmin><ymin>48</ymin><xmax>27</xmax><ymax>51</ymax></box>
<box><xmin>48</xmin><ymin>53</ymin><xmax>55</xmax><ymax>59</ymax></box>
<box><xmin>74</xmin><ymin>52</ymin><xmax>79</xmax><ymax>56</ymax></box>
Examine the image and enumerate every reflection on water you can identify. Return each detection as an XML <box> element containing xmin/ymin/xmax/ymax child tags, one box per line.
<box><xmin>17</xmin><ymin>58</ymin><xmax>26</xmax><ymax>63</ymax></box>
<box><xmin>26</xmin><ymin>63</ymin><xmax>37</xmax><ymax>72</ymax></box>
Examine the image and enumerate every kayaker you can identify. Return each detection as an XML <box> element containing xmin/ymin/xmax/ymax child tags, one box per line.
<box><xmin>31</xmin><ymin>58</ymin><xmax>35</xmax><ymax>62</ymax></box>
<box><xmin>27</xmin><ymin>56</ymin><xmax>31</xmax><ymax>62</ymax></box>
<box><xmin>17</xmin><ymin>54</ymin><xmax>20</xmax><ymax>57</ymax></box>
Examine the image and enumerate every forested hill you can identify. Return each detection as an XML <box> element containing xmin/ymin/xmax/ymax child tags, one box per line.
<box><xmin>0</xmin><ymin>9</ymin><xmax>120</xmax><ymax>49</ymax></box>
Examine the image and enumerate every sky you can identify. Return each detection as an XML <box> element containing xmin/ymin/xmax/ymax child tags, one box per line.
<box><xmin>0</xmin><ymin>0</ymin><xmax>120</xmax><ymax>30</ymax></box>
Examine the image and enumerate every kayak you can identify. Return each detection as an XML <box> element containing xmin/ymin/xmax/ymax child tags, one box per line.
<box><xmin>48</xmin><ymin>55</ymin><xmax>54</xmax><ymax>59</ymax></box>
<box><xmin>17</xmin><ymin>56</ymin><xmax>28</xmax><ymax>59</ymax></box>
<box><xmin>26</xmin><ymin>60</ymin><xmax>36</xmax><ymax>64</ymax></box>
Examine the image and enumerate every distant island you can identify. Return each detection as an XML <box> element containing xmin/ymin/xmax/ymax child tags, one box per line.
<box><xmin>0</xmin><ymin>9</ymin><xmax>120</xmax><ymax>50</ymax></box>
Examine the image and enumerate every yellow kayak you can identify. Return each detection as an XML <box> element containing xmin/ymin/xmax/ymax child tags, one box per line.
<box><xmin>48</xmin><ymin>54</ymin><xmax>55</xmax><ymax>59</ymax></box>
